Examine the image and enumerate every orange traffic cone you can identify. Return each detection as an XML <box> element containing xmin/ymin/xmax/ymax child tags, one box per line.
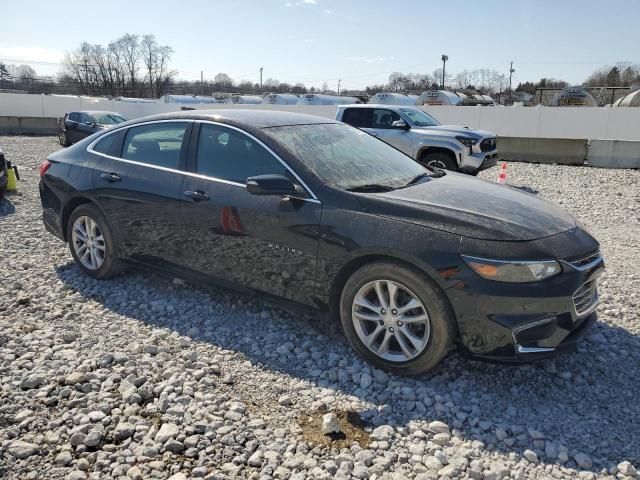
<box><xmin>496</xmin><ymin>162</ymin><xmax>507</xmax><ymax>184</ymax></box>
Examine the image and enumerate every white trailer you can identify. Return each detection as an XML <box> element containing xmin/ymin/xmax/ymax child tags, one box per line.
<box><xmin>417</xmin><ymin>90</ymin><xmax>462</xmax><ymax>106</ymax></box>
<box><xmin>262</xmin><ymin>93</ymin><xmax>299</xmax><ymax>105</ymax></box>
<box><xmin>297</xmin><ymin>94</ymin><xmax>362</xmax><ymax>105</ymax></box>
<box><xmin>227</xmin><ymin>95</ymin><xmax>263</xmax><ymax>105</ymax></box>
<box><xmin>368</xmin><ymin>92</ymin><xmax>418</xmax><ymax>105</ymax></box>
<box><xmin>159</xmin><ymin>95</ymin><xmax>216</xmax><ymax>104</ymax></box>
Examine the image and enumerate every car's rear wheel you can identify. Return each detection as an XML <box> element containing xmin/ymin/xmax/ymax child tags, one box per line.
<box><xmin>421</xmin><ymin>151</ymin><xmax>457</xmax><ymax>171</ymax></box>
<box><xmin>59</xmin><ymin>131</ymin><xmax>71</xmax><ymax>147</ymax></box>
<box><xmin>339</xmin><ymin>261</ymin><xmax>456</xmax><ymax>375</ymax></box>
<box><xmin>67</xmin><ymin>204</ymin><xmax>123</xmax><ymax>279</ymax></box>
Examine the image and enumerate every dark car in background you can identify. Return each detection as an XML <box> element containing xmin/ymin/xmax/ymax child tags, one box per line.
<box><xmin>59</xmin><ymin>111</ymin><xmax>128</xmax><ymax>146</ymax></box>
<box><xmin>39</xmin><ymin>110</ymin><xmax>603</xmax><ymax>375</ymax></box>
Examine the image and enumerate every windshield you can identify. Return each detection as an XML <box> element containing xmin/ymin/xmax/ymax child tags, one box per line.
<box><xmin>399</xmin><ymin>108</ymin><xmax>440</xmax><ymax>127</ymax></box>
<box><xmin>94</xmin><ymin>113</ymin><xmax>127</xmax><ymax>125</ymax></box>
<box><xmin>264</xmin><ymin>123</ymin><xmax>427</xmax><ymax>190</ymax></box>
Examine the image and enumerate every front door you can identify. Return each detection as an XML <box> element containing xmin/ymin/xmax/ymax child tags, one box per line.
<box><xmin>363</xmin><ymin>108</ymin><xmax>414</xmax><ymax>155</ymax></box>
<box><xmin>180</xmin><ymin>122</ymin><xmax>321</xmax><ymax>305</ymax></box>
<box><xmin>91</xmin><ymin>121</ymin><xmax>192</xmax><ymax>265</ymax></box>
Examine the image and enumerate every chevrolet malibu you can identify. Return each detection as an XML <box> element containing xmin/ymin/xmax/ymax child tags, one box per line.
<box><xmin>39</xmin><ymin>110</ymin><xmax>604</xmax><ymax>375</ymax></box>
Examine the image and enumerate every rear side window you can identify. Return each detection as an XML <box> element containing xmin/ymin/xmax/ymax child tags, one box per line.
<box><xmin>196</xmin><ymin>124</ymin><xmax>286</xmax><ymax>183</ymax></box>
<box><xmin>122</xmin><ymin>122</ymin><xmax>187</xmax><ymax>169</ymax></box>
<box><xmin>92</xmin><ymin>130</ymin><xmax>126</xmax><ymax>156</ymax></box>
<box><xmin>68</xmin><ymin>112</ymin><xmax>81</xmax><ymax>122</ymax></box>
<box><xmin>341</xmin><ymin>108</ymin><xmax>371</xmax><ymax>128</ymax></box>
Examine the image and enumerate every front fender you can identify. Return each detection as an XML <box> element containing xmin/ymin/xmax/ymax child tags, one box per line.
<box><xmin>414</xmin><ymin>137</ymin><xmax>464</xmax><ymax>159</ymax></box>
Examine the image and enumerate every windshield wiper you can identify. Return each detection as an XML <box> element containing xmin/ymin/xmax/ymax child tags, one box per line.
<box><xmin>402</xmin><ymin>169</ymin><xmax>446</xmax><ymax>188</ymax></box>
<box><xmin>346</xmin><ymin>183</ymin><xmax>396</xmax><ymax>193</ymax></box>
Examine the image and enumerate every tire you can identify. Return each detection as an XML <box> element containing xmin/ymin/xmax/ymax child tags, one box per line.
<box><xmin>67</xmin><ymin>203</ymin><xmax>123</xmax><ymax>279</ymax></box>
<box><xmin>59</xmin><ymin>131</ymin><xmax>71</xmax><ymax>147</ymax></box>
<box><xmin>420</xmin><ymin>151</ymin><xmax>458</xmax><ymax>172</ymax></box>
<box><xmin>339</xmin><ymin>261</ymin><xmax>456</xmax><ymax>375</ymax></box>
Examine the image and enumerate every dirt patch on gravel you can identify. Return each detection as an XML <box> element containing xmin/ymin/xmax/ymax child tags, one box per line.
<box><xmin>298</xmin><ymin>410</ymin><xmax>370</xmax><ymax>448</ymax></box>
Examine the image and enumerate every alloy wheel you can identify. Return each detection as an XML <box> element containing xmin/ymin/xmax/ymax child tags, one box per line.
<box><xmin>427</xmin><ymin>159</ymin><xmax>447</xmax><ymax>169</ymax></box>
<box><xmin>71</xmin><ymin>215</ymin><xmax>106</xmax><ymax>270</ymax></box>
<box><xmin>352</xmin><ymin>279</ymin><xmax>430</xmax><ymax>362</ymax></box>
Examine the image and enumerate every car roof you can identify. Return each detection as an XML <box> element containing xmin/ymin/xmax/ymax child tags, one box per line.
<box><xmin>125</xmin><ymin>109</ymin><xmax>338</xmax><ymax>129</ymax></box>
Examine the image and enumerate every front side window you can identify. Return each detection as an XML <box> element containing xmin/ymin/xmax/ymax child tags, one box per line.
<box><xmin>399</xmin><ymin>108</ymin><xmax>440</xmax><ymax>127</ymax></box>
<box><xmin>80</xmin><ymin>113</ymin><xmax>93</xmax><ymax>125</ymax></box>
<box><xmin>265</xmin><ymin>123</ymin><xmax>426</xmax><ymax>190</ymax></box>
<box><xmin>371</xmin><ymin>109</ymin><xmax>401</xmax><ymax>129</ymax></box>
<box><xmin>196</xmin><ymin>124</ymin><xmax>286</xmax><ymax>183</ymax></box>
<box><xmin>122</xmin><ymin>122</ymin><xmax>187</xmax><ymax>169</ymax></box>
<box><xmin>68</xmin><ymin>112</ymin><xmax>81</xmax><ymax>123</ymax></box>
<box><xmin>94</xmin><ymin>113</ymin><xmax>128</xmax><ymax>125</ymax></box>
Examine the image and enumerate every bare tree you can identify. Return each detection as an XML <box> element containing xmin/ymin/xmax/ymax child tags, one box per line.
<box><xmin>214</xmin><ymin>73</ymin><xmax>234</xmax><ymax>89</ymax></box>
<box><xmin>118</xmin><ymin>34</ymin><xmax>140</xmax><ymax>95</ymax></box>
<box><xmin>141</xmin><ymin>35</ymin><xmax>158</xmax><ymax>97</ymax></box>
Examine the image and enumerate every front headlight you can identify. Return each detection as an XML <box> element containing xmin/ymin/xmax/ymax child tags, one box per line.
<box><xmin>455</xmin><ymin>136</ymin><xmax>478</xmax><ymax>147</ymax></box>
<box><xmin>461</xmin><ymin>255</ymin><xmax>561</xmax><ymax>283</ymax></box>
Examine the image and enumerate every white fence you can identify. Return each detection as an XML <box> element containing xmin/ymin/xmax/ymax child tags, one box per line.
<box><xmin>1</xmin><ymin>93</ymin><xmax>639</xmax><ymax>140</ymax></box>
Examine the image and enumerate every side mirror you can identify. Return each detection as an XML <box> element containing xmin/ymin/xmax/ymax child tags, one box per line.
<box><xmin>246</xmin><ymin>174</ymin><xmax>301</xmax><ymax>196</ymax></box>
<box><xmin>392</xmin><ymin>119</ymin><xmax>409</xmax><ymax>129</ymax></box>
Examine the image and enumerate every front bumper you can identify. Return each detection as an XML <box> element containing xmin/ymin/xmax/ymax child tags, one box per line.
<box><xmin>445</xmin><ymin>240</ymin><xmax>604</xmax><ymax>363</ymax></box>
<box><xmin>459</xmin><ymin>149</ymin><xmax>498</xmax><ymax>173</ymax></box>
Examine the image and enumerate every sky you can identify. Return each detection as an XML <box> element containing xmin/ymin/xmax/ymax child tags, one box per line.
<box><xmin>1</xmin><ymin>0</ymin><xmax>639</xmax><ymax>90</ymax></box>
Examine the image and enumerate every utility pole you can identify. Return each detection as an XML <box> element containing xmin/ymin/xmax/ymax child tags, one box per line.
<box><xmin>441</xmin><ymin>55</ymin><xmax>448</xmax><ymax>89</ymax></box>
<box><xmin>259</xmin><ymin>67</ymin><xmax>263</xmax><ymax>91</ymax></box>
<box><xmin>337</xmin><ymin>79</ymin><xmax>341</xmax><ymax>95</ymax></box>
<box><xmin>508</xmin><ymin>61</ymin><xmax>515</xmax><ymax>105</ymax></box>
<box><xmin>200</xmin><ymin>70</ymin><xmax>204</xmax><ymax>96</ymax></box>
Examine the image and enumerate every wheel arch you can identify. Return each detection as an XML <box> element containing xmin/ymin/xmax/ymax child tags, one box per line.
<box><xmin>327</xmin><ymin>251</ymin><xmax>455</xmax><ymax>323</ymax></box>
<box><xmin>61</xmin><ymin>196</ymin><xmax>105</xmax><ymax>241</ymax></box>
<box><xmin>417</xmin><ymin>146</ymin><xmax>459</xmax><ymax>165</ymax></box>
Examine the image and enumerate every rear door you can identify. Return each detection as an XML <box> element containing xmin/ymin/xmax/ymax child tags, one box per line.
<box><xmin>179</xmin><ymin>122</ymin><xmax>322</xmax><ymax>305</ymax></box>
<box><xmin>364</xmin><ymin>108</ymin><xmax>413</xmax><ymax>155</ymax></box>
<box><xmin>91</xmin><ymin>121</ymin><xmax>192</xmax><ymax>266</ymax></box>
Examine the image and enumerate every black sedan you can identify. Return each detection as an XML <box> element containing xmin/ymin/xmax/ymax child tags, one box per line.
<box><xmin>59</xmin><ymin>111</ymin><xmax>128</xmax><ymax>146</ymax></box>
<box><xmin>39</xmin><ymin>110</ymin><xmax>604</xmax><ymax>374</ymax></box>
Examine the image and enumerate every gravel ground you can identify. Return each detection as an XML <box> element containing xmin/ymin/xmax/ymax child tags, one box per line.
<box><xmin>1</xmin><ymin>135</ymin><xmax>639</xmax><ymax>480</ymax></box>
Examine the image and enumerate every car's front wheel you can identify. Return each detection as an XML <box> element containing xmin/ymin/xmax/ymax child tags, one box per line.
<box><xmin>421</xmin><ymin>151</ymin><xmax>457</xmax><ymax>171</ymax></box>
<box><xmin>340</xmin><ymin>261</ymin><xmax>456</xmax><ymax>375</ymax></box>
<box><xmin>67</xmin><ymin>204</ymin><xmax>123</xmax><ymax>279</ymax></box>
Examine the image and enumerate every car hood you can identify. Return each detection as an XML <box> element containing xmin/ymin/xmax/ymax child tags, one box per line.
<box><xmin>359</xmin><ymin>173</ymin><xmax>576</xmax><ymax>241</ymax></box>
<box><xmin>413</xmin><ymin>125</ymin><xmax>494</xmax><ymax>138</ymax></box>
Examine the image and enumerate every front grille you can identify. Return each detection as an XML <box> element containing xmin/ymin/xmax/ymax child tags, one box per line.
<box><xmin>568</xmin><ymin>249</ymin><xmax>601</xmax><ymax>269</ymax></box>
<box><xmin>480</xmin><ymin>137</ymin><xmax>497</xmax><ymax>152</ymax></box>
<box><xmin>572</xmin><ymin>280</ymin><xmax>598</xmax><ymax>316</ymax></box>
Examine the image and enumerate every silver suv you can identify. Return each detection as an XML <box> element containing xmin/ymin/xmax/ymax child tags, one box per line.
<box><xmin>336</xmin><ymin>105</ymin><xmax>498</xmax><ymax>174</ymax></box>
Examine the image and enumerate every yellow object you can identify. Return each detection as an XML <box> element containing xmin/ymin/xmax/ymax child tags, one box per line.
<box><xmin>6</xmin><ymin>167</ymin><xmax>17</xmax><ymax>191</ymax></box>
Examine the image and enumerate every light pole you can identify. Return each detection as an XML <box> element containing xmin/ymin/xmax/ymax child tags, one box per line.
<box><xmin>337</xmin><ymin>79</ymin><xmax>341</xmax><ymax>95</ymax></box>
<box><xmin>259</xmin><ymin>67</ymin><xmax>263</xmax><ymax>91</ymax></box>
<box><xmin>441</xmin><ymin>55</ymin><xmax>448</xmax><ymax>89</ymax></box>
<box><xmin>508</xmin><ymin>61</ymin><xmax>515</xmax><ymax>105</ymax></box>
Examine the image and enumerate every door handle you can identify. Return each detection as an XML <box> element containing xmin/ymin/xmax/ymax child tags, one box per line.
<box><xmin>100</xmin><ymin>172</ymin><xmax>121</xmax><ymax>183</ymax></box>
<box><xmin>184</xmin><ymin>190</ymin><xmax>210</xmax><ymax>202</ymax></box>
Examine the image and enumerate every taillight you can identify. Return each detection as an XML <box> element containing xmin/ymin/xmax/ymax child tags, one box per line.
<box><xmin>39</xmin><ymin>160</ymin><xmax>51</xmax><ymax>177</ymax></box>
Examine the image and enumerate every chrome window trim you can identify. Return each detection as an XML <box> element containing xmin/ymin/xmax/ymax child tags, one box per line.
<box><xmin>516</xmin><ymin>345</ymin><xmax>555</xmax><ymax>354</ymax></box>
<box><xmin>86</xmin><ymin>118</ymin><xmax>321</xmax><ymax>204</ymax></box>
